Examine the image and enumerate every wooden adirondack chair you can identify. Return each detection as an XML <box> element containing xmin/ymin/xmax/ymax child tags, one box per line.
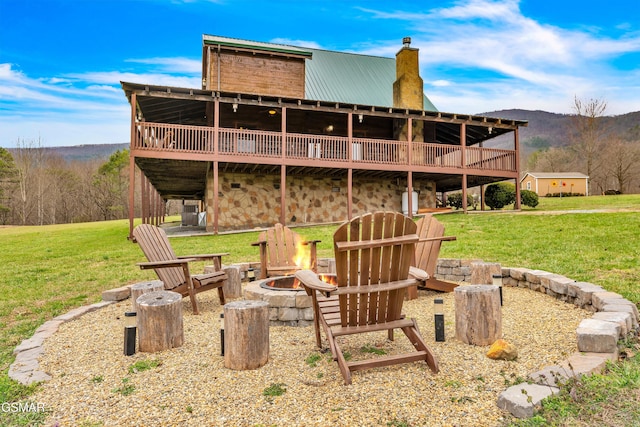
<box><xmin>252</xmin><ymin>223</ymin><xmax>320</xmax><ymax>279</ymax></box>
<box><xmin>409</xmin><ymin>214</ymin><xmax>458</xmax><ymax>293</ymax></box>
<box><xmin>295</xmin><ymin>211</ymin><xmax>439</xmax><ymax>384</ymax></box>
<box><xmin>133</xmin><ymin>224</ymin><xmax>228</xmax><ymax>315</ymax></box>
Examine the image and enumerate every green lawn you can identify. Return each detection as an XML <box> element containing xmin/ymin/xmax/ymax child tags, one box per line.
<box><xmin>1</xmin><ymin>194</ymin><xmax>639</xmax><ymax>425</ymax></box>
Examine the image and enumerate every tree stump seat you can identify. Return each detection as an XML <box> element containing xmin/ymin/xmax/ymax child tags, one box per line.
<box><xmin>223</xmin><ymin>300</ymin><xmax>269</xmax><ymax>370</ymax></box>
<box><xmin>454</xmin><ymin>284</ymin><xmax>502</xmax><ymax>346</ymax></box>
<box><xmin>137</xmin><ymin>291</ymin><xmax>184</xmax><ymax>353</ymax></box>
<box><xmin>130</xmin><ymin>280</ymin><xmax>164</xmax><ymax>313</ymax></box>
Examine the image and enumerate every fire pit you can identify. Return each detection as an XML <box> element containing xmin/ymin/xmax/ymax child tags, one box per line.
<box><xmin>245</xmin><ymin>274</ymin><xmax>336</xmax><ymax>326</ymax></box>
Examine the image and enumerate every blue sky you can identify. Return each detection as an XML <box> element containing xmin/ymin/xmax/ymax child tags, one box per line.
<box><xmin>1</xmin><ymin>0</ymin><xmax>639</xmax><ymax>147</ymax></box>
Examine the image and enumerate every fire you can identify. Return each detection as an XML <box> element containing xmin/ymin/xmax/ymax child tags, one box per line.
<box><xmin>293</xmin><ymin>240</ymin><xmax>311</xmax><ymax>269</ymax></box>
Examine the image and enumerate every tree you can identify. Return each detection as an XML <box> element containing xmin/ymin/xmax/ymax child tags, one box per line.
<box><xmin>520</xmin><ymin>189</ymin><xmax>539</xmax><ymax>208</ymax></box>
<box><xmin>604</xmin><ymin>137</ymin><xmax>640</xmax><ymax>194</ymax></box>
<box><xmin>569</xmin><ymin>97</ymin><xmax>609</xmax><ymax>194</ymax></box>
<box><xmin>485</xmin><ymin>182</ymin><xmax>516</xmax><ymax>210</ymax></box>
<box><xmin>92</xmin><ymin>149</ymin><xmax>130</xmax><ymax>220</ymax></box>
<box><xmin>446</xmin><ymin>192</ymin><xmax>476</xmax><ymax>210</ymax></box>
<box><xmin>0</xmin><ymin>148</ymin><xmax>19</xmax><ymax>224</ymax></box>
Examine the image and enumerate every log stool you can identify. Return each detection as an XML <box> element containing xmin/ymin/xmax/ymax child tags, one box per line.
<box><xmin>205</xmin><ymin>265</ymin><xmax>242</xmax><ymax>299</ymax></box>
<box><xmin>223</xmin><ymin>300</ymin><xmax>269</xmax><ymax>370</ymax></box>
<box><xmin>130</xmin><ymin>280</ymin><xmax>164</xmax><ymax>313</ymax></box>
<box><xmin>137</xmin><ymin>291</ymin><xmax>184</xmax><ymax>353</ymax></box>
<box><xmin>454</xmin><ymin>285</ymin><xmax>502</xmax><ymax>346</ymax></box>
<box><xmin>470</xmin><ymin>262</ymin><xmax>501</xmax><ymax>285</ymax></box>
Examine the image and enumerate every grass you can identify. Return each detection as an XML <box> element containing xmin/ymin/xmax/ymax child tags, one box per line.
<box><xmin>0</xmin><ymin>194</ymin><xmax>638</xmax><ymax>425</ymax></box>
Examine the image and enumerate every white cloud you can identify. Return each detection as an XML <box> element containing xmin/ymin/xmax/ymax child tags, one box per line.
<box><xmin>0</xmin><ymin>55</ymin><xmax>202</xmax><ymax>146</ymax></box>
<box><xmin>125</xmin><ymin>57</ymin><xmax>202</xmax><ymax>73</ymax></box>
<box><xmin>431</xmin><ymin>80</ymin><xmax>452</xmax><ymax>87</ymax></box>
<box><xmin>269</xmin><ymin>38</ymin><xmax>323</xmax><ymax>49</ymax></box>
<box><xmin>357</xmin><ymin>0</ymin><xmax>640</xmax><ymax>114</ymax></box>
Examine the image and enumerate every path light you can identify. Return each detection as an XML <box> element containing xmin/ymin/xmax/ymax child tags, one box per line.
<box><xmin>124</xmin><ymin>311</ymin><xmax>137</xmax><ymax>356</ymax></box>
<box><xmin>493</xmin><ymin>274</ymin><xmax>503</xmax><ymax>306</ymax></box>
<box><xmin>220</xmin><ymin>312</ymin><xmax>225</xmax><ymax>356</ymax></box>
<box><xmin>434</xmin><ymin>298</ymin><xmax>445</xmax><ymax>342</ymax></box>
<box><xmin>247</xmin><ymin>267</ymin><xmax>255</xmax><ymax>282</ymax></box>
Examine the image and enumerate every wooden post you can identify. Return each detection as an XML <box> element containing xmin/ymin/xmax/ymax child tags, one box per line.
<box><xmin>130</xmin><ymin>280</ymin><xmax>164</xmax><ymax>313</ymax></box>
<box><xmin>454</xmin><ymin>285</ymin><xmax>502</xmax><ymax>346</ymax></box>
<box><xmin>137</xmin><ymin>291</ymin><xmax>184</xmax><ymax>353</ymax></box>
<box><xmin>471</xmin><ymin>262</ymin><xmax>501</xmax><ymax>285</ymax></box>
<box><xmin>224</xmin><ymin>300</ymin><xmax>269</xmax><ymax>370</ymax></box>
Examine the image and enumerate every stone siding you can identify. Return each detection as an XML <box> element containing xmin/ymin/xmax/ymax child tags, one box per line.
<box><xmin>206</xmin><ymin>171</ymin><xmax>436</xmax><ymax>231</ymax></box>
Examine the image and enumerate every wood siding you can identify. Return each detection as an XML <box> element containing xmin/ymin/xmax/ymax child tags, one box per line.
<box><xmin>522</xmin><ymin>175</ymin><xmax>588</xmax><ymax>196</ymax></box>
<box><xmin>208</xmin><ymin>51</ymin><xmax>305</xmax><ymax>98</ymax></box>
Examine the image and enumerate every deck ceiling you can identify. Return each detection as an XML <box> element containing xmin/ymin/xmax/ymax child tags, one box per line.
<box><xmin>123</xmin><ymin>82</ymin><xmax>525</xmax><ymax>146</ymax></box>
<box><xmin>135</xmin><ymin>158</ymin><xmax>209</xmax><ymax>200</ymax></box>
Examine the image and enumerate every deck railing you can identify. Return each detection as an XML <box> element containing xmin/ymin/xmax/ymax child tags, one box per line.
<box><xmin>133</xmin><ymin>122</ymin><xmax>516</xmax><ymax>172</ymax></box>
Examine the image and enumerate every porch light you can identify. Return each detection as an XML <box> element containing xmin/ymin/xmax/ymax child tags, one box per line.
<box><xmin>358</xmin><ymin>113</ymin><xmax>363</xmax><ymax>123</ymax></box>
<box><xmin>268</xmin><ymin>109</ymin><xmax>277</xmax><ymax>116</ymax></box>
<box><xmin>325</xmin><ymin>124</ymin><xmax>334</xmax><ymax>133</ymax></box>
<box><xmin>232</xmin><ymin>102</ymin><xmax>238</xmax><ymax>113</ymax></box>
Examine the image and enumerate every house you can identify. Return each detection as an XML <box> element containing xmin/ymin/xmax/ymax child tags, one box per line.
<box><xmin>122</xmin><ymin>35</ymin><xmax>527</xmax><ymax>235</ymax></box>
<box><xmin>520</xmin><ymin>172</ymin><xmax>589</xmax><ymax>196</ymax></box>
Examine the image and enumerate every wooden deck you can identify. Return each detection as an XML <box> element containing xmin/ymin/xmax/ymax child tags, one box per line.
<box><xmin>132</xmin><ymin>122</ymin><xmax>517</xmax><ymax>174</ymax></box>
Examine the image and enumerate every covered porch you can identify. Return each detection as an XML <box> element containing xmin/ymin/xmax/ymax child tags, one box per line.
<box><xmin>123</xmin><ymin>82</ymin><xmax>526</xmax><ymax>235</ymax></box>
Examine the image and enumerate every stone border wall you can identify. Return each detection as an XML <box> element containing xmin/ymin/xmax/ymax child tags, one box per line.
<box><xmin>9</xmin><ymin>258</ymin><xmax>639</xmax><ymax>422</ymax></box>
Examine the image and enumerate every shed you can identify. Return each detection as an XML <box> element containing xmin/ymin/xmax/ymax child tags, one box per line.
<box><xmin>521</xmin><ymin>172</ymin><xmax>589</xmax><ymax>196</ymax></box>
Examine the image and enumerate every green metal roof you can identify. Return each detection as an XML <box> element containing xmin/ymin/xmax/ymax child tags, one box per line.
<box><xmin>304</xmin><ymin>48</ymin><xmax>437</xmax><ymax>111</ymax></box>
<box><xmin>203</xmin><ymin>35</ymin><xmax>313</xmax><ymax>58</ymax></box>
<box><xmin>202</xmin><ymin>35</ymin><xmax>438</xmax><ymax>111</ymax></box>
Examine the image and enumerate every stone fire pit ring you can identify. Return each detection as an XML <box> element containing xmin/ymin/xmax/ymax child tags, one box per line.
<box><xmin>244</xmin><ymin>276</ymin><xmax>315</xmax><ymax>326</ymax></box>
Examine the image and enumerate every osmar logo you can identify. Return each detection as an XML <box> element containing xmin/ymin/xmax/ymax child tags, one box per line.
<box><xmin>1</xmin><ymin>402</ymin><xmax>46</xmax><ymax>413</ymax></box>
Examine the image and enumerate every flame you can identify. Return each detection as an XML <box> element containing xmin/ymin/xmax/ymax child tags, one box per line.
<box><xmin>293</xmin><ymin>240</ymin><xmax>311</xmax><ymax>269</ymax></box>
<box><xmin>263</xmin><ymin>274</ymin><xmax>336</xmax><ymax>290</ymax></box>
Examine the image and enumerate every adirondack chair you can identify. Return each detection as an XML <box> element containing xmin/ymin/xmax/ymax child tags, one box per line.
<box><xmin>133</xmin><ymin>224</ymin><xmax>228</xmax><ymax>315</ymax></box>
<box><xmin>409</xmin><ymin>214</ymin><xmax>458</xmax><ymax>293</ymax></box>
<box><xmin>295</xmin><ymin>211</ymin><xmax>439</xmax><ymax>384</ymax></box>
<box><xmin>252</xmin><ymin>223</ymin><xmax>320</xmax><ymax>279</ymax></box>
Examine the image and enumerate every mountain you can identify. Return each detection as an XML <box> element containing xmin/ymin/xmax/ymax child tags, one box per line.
<box><xmin>44</xmin><ymin>143</ymin><xmax>129</xmax><ymax>162</ymax></box>
<box><xmin>479</xmin><ymin>109</ymin><xmax>640</xmax><ymax>154</ymax></box>
<box><xmin>39</xmin><ymin>109</ymin><xmax>640</xmax><ymax>162</ymax></box>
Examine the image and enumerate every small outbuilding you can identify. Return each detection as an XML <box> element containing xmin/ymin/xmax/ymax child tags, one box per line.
<box><xmin>520</xmin><ymin>172</ymin><xmax>589</xmax><ymax>196</ymax></box>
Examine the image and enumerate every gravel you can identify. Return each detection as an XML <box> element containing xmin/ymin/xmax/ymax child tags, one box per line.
<box><xmin>35</xmin><ymin>285</ymin><xmax>587</xmax><ymax>426</ymax></box>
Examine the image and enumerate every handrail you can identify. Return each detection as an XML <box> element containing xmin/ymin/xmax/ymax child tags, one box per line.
<box><xmin>132</xmin><ymin>122</ymin><xmax>516</xmax><ymax>173</ymax></box>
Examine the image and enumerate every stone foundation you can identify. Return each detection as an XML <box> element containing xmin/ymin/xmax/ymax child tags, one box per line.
<box><xmin>205</xmin><ymin>171</ymin><xmax>436</xmax><ymax>231</ymax></box>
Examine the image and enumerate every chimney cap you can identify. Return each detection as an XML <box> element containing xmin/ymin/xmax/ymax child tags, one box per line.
<box><xmin>402</xmin><ymin>37</ymin><xmax>411</xmax><ymax>47</ymax></box>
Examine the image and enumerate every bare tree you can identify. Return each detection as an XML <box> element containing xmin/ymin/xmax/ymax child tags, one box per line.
<box><xmin>569</xmin><ymin>97</ymin><xmax>609</xmax><ymax>193</ymax></box>
<box><xmin>528</xmin><ymin>146</ymin><xmax>577</xmax><ymax>172</ymax></box>
<box><xmin>604</xmin><ymin>137</ymin><xmax>640</xmax><ymax>193</ymax></box>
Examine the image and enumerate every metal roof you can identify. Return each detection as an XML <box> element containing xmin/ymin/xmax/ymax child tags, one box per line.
<box><xmin>203</xmin><ymin>34</ymin><xmax>313</xmax><ymax>58</ymax></box>
<box><xmin>202</xmin><ymin>35</ymin><xmax>437</xmax><ymax>111</ymax></box>
<box><xmin>304</xmin><ymin>48</ymin><xmax>437</xmax><ymax>111</ymax></box>
<box><xmin>524</xmin><ymin>172</ymin><xmax>589</xmax><ymax>180</ymax></box>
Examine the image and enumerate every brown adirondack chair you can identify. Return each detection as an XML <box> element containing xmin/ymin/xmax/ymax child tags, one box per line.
<box><xmin>133</xmin><ymin>224</ymin><xmax>228</xmax><ymax>315</ymax></box>
<box><xmin>409</xmin><ymin>214</ymin><xmax>457</xmax><ymax>293</ymax></box>
<box><xmin>295</xmin><ymin>211</ymin><xmax>439</xmax><ymax>384</ymax></box>
<box><xmin>252</xmin><ymin>223</ymin><xmax>320</xmax><ymax>279</ymax></box>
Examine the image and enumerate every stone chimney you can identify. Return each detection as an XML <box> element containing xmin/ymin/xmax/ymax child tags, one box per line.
<box><xmin>393</xmin><ymin>37</ymin><xmax>424</xmax><ymax>110</ymax></box>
